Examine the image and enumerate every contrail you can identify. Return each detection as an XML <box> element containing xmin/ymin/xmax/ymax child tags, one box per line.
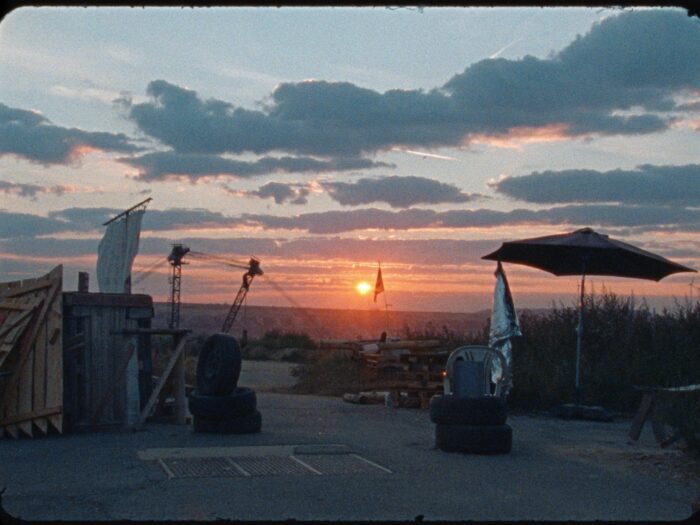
<box><xmin>391</xmin><ymin>147</ymin><xmax>460</xmax><ymax>162</ymax></box>
<box><xmin>490</xmin><ymin>38</ymin><xmax>522</xmax><ymax>59</ymax></box>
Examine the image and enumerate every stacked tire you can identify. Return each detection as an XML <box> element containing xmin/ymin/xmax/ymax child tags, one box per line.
<box><xmin>189</xmin><ymin>333</ymin><xmax>262</xmax><ymax>434</ymax></box>
<box><xmin>430</xmin><ymin>395</ymin><xmax>511</xmax><ymax>454</ymax></box>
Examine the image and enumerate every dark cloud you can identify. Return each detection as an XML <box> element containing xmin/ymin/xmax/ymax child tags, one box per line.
<box><xmin>677</xmin><ymin>101</ymin><xmax>700</xmax><ymax>111</ymax></box>
<box><xmin>491</xmin><ymin>164</ymin><xmax>700</xmax><ymax>205</ymax></box>
<box><xmin>236</xmin><ymin>182</ymin><xmax>311</xmax><ymax>205</ymax></box>
<box><xmin>125</xmin><ymin>11</ymin><xmax>699</xmax><ymax>159</ymax></box>
<box><xmin>240</xmin><ymin>204</ymin><xmax>700</xmax><ymax>234</ymax></box>
<box><xmin>322</xmin><ymin>175</ymin><xmax>484</xmax><ymax>208</ymax></box>
<box><xmin>0</xmin><ymin>210</ymin><xmax>72</xmax><ymax>239</ymax></box>
<box><xmin>0</xmin><ymin>235</ymin><xmax>500</xmax><ymax>266</ymax></box>
<box><xmin>119</xmin><ymin>152</ymin><xmax>391</xmax><ymax>182</ymax></box>
<box><xmin>5</xmin><ymin>196</ymin><xmax>700</xmax><ymax>244</ymax></box>
<box><xmin>0</xmin><ymin>180</ymin><xmax>73</xmax><ymax>199</ymax></box>
<box><xmin>0</xmin><ymin>103</ymin><xmax>139</xmax><ymax>165</ymax></box>
<box><xmin>48</xmin><ymin>207</ymin><xmax>238</xmax><ymax>232</ymax></box>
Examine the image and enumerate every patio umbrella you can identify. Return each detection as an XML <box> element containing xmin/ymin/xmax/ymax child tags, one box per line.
<box><xmin>482</xmin><ymin>227</ymin><xmax>695</xmax><ymax>400</ymax></box>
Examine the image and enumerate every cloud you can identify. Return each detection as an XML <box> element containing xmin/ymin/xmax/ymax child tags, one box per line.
<box><xmin>48</xmin><ymin>207</ymin><xmax>239</xmax><ymax>232</ymax></box>
<box><xmin>0</xmin><ymin>210</ymin><xmax>73</xmax><ymax>239</ymax></box>
<box><xmin>322</xmin><ymin>176</ymin><xmax>485</xmax><ymax>208</ymax></box>
<box><xmin>6</xmin><ymin>197</ymin><xmax>700</xmax><ymax>243</ymax></box>
<box><xmin>0</xmin><ymin>235</ymin><xmax>502</xmax><ymax>266</ymax></box>
<box><xmin>125</xmin><ymin>11</ymin><xmax>700</xmax><ymax>158</ymax></box>
<box><xmin>232</xmin><ymin>182</ymin><xmax>311</xmax><ymax>205</ymax></box>
<box><xmin>0</xmin><ymin>103</ymin><xmax>139</xmax><ymax>165</ymax></box>
<box><xmin>0</xmin><ymin>180</ymin><xmax>99</xmax><ymax>200</ymax></box>
<box><xmin>118</xmin><ymin>151</ymin><xmax>390</xmax><ymax>182</ymax></box>
<box><xmin>240</xmin><ymin>204</ymin><xmax>700</xmax><ymax>234</ymax></box>
<box><xmin>490</xmin><ymin>164</ymin><xmax>700</xmax><ymax>205</ymax></box>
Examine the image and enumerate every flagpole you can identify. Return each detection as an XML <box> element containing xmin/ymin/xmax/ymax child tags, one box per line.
<box><xmin>379</xmin><ymin>260</ymin><xmax>389</xmax><ymax>335</ymax></box>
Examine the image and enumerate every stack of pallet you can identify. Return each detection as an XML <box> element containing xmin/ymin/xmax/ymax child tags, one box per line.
<box><xmin>323</xmin><ymin>337</ymin><xmax>450</xmax><ymax>408</ymax></box>
<box><xmin>0</xmin><ymin>266</ymin><xmax>63</xmax><ymax>438</ymax></box>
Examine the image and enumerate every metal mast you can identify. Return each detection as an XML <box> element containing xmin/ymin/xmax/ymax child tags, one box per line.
<box><xmin>167</xmin><ymin>244</ymin><xmax>190</xmax><ymax>329</ymax></box>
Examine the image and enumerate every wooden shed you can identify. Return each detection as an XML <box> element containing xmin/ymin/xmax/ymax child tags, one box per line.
<box><xmin>1</xmin><ymin>266</ymin><xmax>190</xmax><ymax>438</ymax></box>
<box><xmin>62</xmin><ymin>290</ymin><xmax>154</xmax><ymax>431</ymax></box>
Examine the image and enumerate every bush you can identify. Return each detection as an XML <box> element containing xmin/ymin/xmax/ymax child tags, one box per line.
<box><xmin>291</xmin><ymin>350</ymin><xmax>379</xmax><ymax>396</ymax></box>
<box><xmin>500</xmin><ymin>291</ymin><xmax>700</xmax><ymax>453</ymax></box>
<box><xmin>241</xmin><ymin>330</ymin><xmax>317</xmax><ymax>362</ymax></box>
<box><xmin>257</xmin><ymin>330</ymin><xmax>317</xmax><ymax>351</ymax></box>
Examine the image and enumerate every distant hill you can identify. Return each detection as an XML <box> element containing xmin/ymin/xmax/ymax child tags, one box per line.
<box><xmin>153</xmin><ymin>303</ymin><xmax>552</xmax><ymax>341</ymax></box>
<box><xmin>153</xmin><ymin>303</ymin><xmax>493</xmax><ymax>341</ymax></box>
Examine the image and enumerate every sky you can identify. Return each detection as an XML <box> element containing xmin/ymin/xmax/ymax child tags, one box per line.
<box><xmin>1</xmin><ymin>6</ymin><xmax>700</xmax><ymax>313</ymax></box>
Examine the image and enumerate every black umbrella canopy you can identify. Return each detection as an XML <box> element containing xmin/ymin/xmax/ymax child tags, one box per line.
<box><xmin>482</xmin><ymin>228</ymin><xmax>695</xmax><ymax>281</ymax></box>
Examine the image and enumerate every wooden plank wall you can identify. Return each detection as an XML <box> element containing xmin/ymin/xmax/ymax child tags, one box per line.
<box><xmin>63</xmin><ymin>298</ymin><xmax>151</xmax><ymax>429</ymax></box>
<box><xmin>0</xmin><ymin>266</ymin><xmax>63</xmax><ymax>438</ymax></box>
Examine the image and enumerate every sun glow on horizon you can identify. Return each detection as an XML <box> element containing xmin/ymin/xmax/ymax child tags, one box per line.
<box><xmin>356</xmin><ymin>281</ymin><xmax>372</xmax><ymax>295</ymax></box>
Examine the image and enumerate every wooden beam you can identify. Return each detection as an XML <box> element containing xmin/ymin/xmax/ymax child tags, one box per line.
<box><xmin>136</xmin><ymin>335</ymin><xmax>187</xmax><ymax>428</ymax></box>
<box><xmin>113</xmin><ymin>328</ymin><xmax>191</xmax><ymax>336</ymax></box>
<box><xmin>174</xmin><ymin>346</ymin><xmax>186</xmax><ymax>425</ymax></box>
<box><xmin>0</xmin><ymin>406</ymin><xmax>61</xmax><ymax>426</ymax></box>
<box><xmin>0</xmin><ymin>306</ymin><xmax>36</xmax><ymax>342</ymax></box>
<box><xmin>91</xmin><ymin>340</ymin><xmax>137</xmax><ymax>426</ymax></box>
<box><xmin>628</xmin><ymin>392</ymin><xmax>654</xmax><ymax>441</ymax></box>
<box><xmin>1</xmin><ymin>280</ymin><xmax>52</xmax><ymax>298</ymax></box>
<box><xmin>0</xmin><ymin>301</ymin><xmax>30</xmax><ymax>311</ymax></box>
<box><xmin>102</xmin><ymin>197</ymin><xmax>152</xmax><ymax>225</ymax></box>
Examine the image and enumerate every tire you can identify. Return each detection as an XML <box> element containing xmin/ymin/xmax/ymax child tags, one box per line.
<box><xmin>193</xmin><ymin>410</ymin><xmax>262</xmax><ymax>434</ymax></box>
<box><xmin>435</xmin><ymin>424</ymin><xmax>512</xmax><ymax>454</ymax></box>
<box><xmin>429</xmin><ymin>395</ymin><xmax>507</xmax><ymax>426</ymax></box>
<box><xmin>196</xmin><ymin>333</ymin><xmax>242</xmax><ymax>396</ymax></box>
<box><xmin>188</xmin><ymin>387</ymin><xmax>257</xmax><ymax>419</ymax></box>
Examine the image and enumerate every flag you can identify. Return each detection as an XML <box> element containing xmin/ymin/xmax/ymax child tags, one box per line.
<box><xmin>373</xmin><ymin>266</ymin><xmax>384</xmax><ymax>303</ymax></box>
<box><xmin>97</xmin><ymin>209</ymin><xmax>145</xmax><ymax>293</ymax></box>
<box><xmin>488</xmin><ymin>261</ymin><xmax>522</xmax><ymax>395</ymax></box>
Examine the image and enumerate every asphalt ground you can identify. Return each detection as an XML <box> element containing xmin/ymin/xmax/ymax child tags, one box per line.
<box><xmin>0</xmin><ymin>361</ymin><xmax>697</xmax><ymax>521</ymax></box>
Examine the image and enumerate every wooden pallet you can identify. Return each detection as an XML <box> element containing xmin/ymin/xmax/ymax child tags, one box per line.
<box><xmin>0</xmin><ymin>266</ymin><xmax>63</xmax><ymax>438</ymax></box>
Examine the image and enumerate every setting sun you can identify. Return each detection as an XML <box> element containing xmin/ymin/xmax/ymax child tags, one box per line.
<box><xmin>356</xmin><ymin>281</ymin><xmax>372</xmax><ymax>295</ymax></box>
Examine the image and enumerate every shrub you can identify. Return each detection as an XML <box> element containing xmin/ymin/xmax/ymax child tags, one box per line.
<box><xmin>501</xmin><ymin>291</ymin><xmax>700</xmax><ymax>453</ymax></box>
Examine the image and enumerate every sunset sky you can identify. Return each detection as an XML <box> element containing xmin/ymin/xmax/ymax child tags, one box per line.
<box><xmin>1</xmin><ymin>6</ymin><xmax>700</xmax><ymax>313</ymax></box>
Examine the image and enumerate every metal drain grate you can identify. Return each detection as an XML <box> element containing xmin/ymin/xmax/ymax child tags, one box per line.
<box><xmin>160</xmin><ymin>457</ymin><xmax>245</xmax><ymax>478</ymax></box>
<box><xmin>299</xmin><ymin>454</ymin><xmax>392</xmax><ymax>475</ymax></box>
<box><xmin>233</xmin><ymin>456</ymin><xmax>314</xmax><ymax>476</ymax></box>
<box><xmin>156</xmin><ymin>454</ymin><xmax>391</xmax><ymax>478</ymax></box>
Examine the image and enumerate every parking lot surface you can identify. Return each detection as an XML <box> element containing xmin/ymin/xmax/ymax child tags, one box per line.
<box><xmin>0</xmin><ymin>362</ymin><xmax>697</xmax><ymax>521</ymax></box>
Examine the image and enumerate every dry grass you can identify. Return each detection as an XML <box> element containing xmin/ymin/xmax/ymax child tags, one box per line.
<box><xmin>289</xmin><ymin>350</ymin><xmax>390</xmax><ymax>396</ymax></box>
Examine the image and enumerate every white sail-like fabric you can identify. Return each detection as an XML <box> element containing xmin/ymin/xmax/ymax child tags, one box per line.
<box><xmin>488</xmin><ymin>262</ymin><xmax>522</xmax><ymax>395</ymax></box>
<box><xmin>96</xmin><ymin>209</ymin><xmax>145</xmax><ymax>293</ymax></box>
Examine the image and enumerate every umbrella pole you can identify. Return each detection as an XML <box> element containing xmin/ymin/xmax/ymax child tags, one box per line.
<box><xmin>575</xmin><ymin>271</ymin><xmax>586</xmax><ymax>405</ymax></box>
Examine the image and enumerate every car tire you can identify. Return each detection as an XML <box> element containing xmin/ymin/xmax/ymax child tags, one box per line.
<box><xmin>435</xmin><ymin>423</ymin><xmax>512</xmax><ymax>454</ymax></box>
<box><xmin>188</xmin><ymin>387</ymin><xmax>257</xmax><ymax>419</ymax></box>
<box><xmin>196</xmin><ymin>333</ymin><xmax>242</xmax><ymax>396</ymax></box>
<box><xmin>429</xmin><ymin>395</ymin><xmax>507</xmax><ymax>426</ymax></box>
<box><xmin>193</xmin><ymin>410</ymin><xmax>262</xmax><ymax>435</ymax></box>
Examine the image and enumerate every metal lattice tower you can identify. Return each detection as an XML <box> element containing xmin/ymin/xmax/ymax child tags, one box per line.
<box><xmin>167</xmin><ymin>244</ymin><xmax>190</xmax><ymax>329</ymax></box>
<box><xmin>221</xmin><ymin>257</ymin><xmax>263</xmax><ymax>334</ymax></box>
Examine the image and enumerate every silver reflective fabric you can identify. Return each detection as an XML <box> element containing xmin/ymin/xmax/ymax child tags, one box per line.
<box><xmin>488</xmin><ymin>262</ymin><xmax>522</xmax><ymax>394</ymax></box>
<box><xmin>96</xmin><ymin>209</ymin><xmax>145</xmax><ymax>293</ymax></box>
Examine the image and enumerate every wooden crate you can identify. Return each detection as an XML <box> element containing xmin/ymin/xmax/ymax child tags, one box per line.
<box><xmin>0</xmin><ymin>266</ymin><xmax>63</xmax><ymax>438</ymax></box>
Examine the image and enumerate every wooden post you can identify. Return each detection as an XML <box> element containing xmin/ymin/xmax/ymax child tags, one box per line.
<box><xmin>91</xmin><ymin>341</ymin><xmax>136</xmax><ymax>427</ymax></box>
<box><xmin>629</xmin><ymin>392</ymin><xmax>654</xmax><ymax>441</ymax></box>
<box><xmin>174</xmin><ymin>334</ymin><xmax>187</xmax><ymax>425</ymax></box>
<box><xmin>136</xmin><ymin>336</ymin><xmax>187</xmax><ymax>428</ymax></box>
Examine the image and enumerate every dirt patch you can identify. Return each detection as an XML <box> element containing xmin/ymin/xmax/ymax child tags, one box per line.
<box><xmin>287</xmin><ymin>350</ymin><xmax>391</xmax><ymax>397</ymax></box>
<box><xmin>549</xmin><ymin>443</ymin><xmax>700</xmax><ymax>488</ymax></box>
